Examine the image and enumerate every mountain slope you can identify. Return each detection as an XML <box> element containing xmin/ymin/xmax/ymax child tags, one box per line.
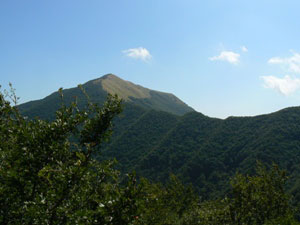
<box><xmin>101</xmin><ymin>109</ymin><xmax>180</xmax><ymax>172</ymax></box>
<box><xmin>93</xmin><ymin>74</ymin><xmax>194</xmax><ymax>115</ymax></box>
<box><xmin>127</xmin><ymin>108</ymin><xmax>300</xmax><ymax>198</ymax></box>
<box><xmin>17</xmin><ymin>75</ymin><xmax>300</xmax><ymax>203</ymax></box>
<box><xmin>18</xmin><ymin>74</ymin><xmax>194</xmax><ymax>119</ymax></box>
<box><xmin>100</xmin><ymin>105</ymin><xmax>300</xmax><ymax>200</ymax></box>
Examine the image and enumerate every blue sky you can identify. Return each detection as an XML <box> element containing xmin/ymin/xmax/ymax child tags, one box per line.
<box><xmin>1</xmin><ymin>0</ymin><xmax>300</xmax><ymax>118</ymax></box>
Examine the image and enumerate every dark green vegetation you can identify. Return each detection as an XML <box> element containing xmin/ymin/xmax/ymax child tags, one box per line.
<box><xmin>18</xmin><ymin>75</ymin><xmax>300</xmax><ymax>203</ymax></box>
<box><xmin>1</xmin><ymin>85</ymin><xmax>299</xmax><ymax>224</ymax></box>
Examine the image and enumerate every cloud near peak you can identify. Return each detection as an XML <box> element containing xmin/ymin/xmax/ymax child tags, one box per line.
<box><xmin>268</xmin><ymin>52</ymin><xmax>300</xmax><ymax>74</ymax></box>
<box><xmin>123</xmin><ymin>47</ymin><xmax>152</xmax><ymax>61</ymax></box>
<box><xmin>209</xmin><ymin>51</ymin><xmax>240</xmax><ymax>65</ymax></box>
<box><xmin>261</xmin><ymin>75</ymin><xmax>300</xmax><ymax>96</ymax></box>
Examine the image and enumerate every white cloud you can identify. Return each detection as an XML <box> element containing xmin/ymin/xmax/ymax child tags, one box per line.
<box><xmin>209</xmin><ymin>51</ymin><xmax>240</xmax><ymax>65</ymax></box>
<box><xmin>123</xmin><ymin>47</ymin><xmax>152</xmax><ymax>61</ymax></box>
<box><xmin>268</xmin><ymin>52</ymin><xmax>300</xmax><ymax>74</ymax></box>
<box><xmin>241</xmin><ymin>46</ymin><xmax>248</xmax><ymax>52</ymax></box>
<box><xmin>261</xmin><ymin>75</ymin><xmax>300</xmax><ymax>96</ymax></box>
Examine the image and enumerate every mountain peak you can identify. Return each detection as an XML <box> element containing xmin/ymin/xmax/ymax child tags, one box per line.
<box><xmin>85</xmin><ymin>74</ymin><xmax>194</xmax><ymax>115</ymax></box>
<box><xmin>101</xmin><ymin>73</ymin><xmax>119</xmax><ymax>80</ymax></box>
<box><xmin>19</xmin><ymin>74</ymin><xmax>194</xmax><ymax>116</ymax></box>
<box><xmin>91</xmin><ymin>73</ymin><xmax>119</xmax><ymax>83</ymax></box>
<box><xmin>92</xmin><ymin>74</ymin><xmax>151</xmax><ymax>101</ymax></box>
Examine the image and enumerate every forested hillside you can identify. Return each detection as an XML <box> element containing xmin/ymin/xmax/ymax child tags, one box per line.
<box><xmin>18</xmin><ymin>74</ymin><xmax>300</xmax><ymax>206</ymax></box>
<box><xmin>2</xmin><ymin>88</ymin><xmax>299</xmax><ymax>224</ymax></box>
<box><xmin>102</xmin><ymin>105</ymin><xmax>300</xmax><ymax>204</ymax></box>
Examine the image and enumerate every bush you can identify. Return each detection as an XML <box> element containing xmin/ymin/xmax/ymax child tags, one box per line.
<box><xmin>0</xmin><ymin>85</ymin><xmax>143</xmax><ymax>224</ymax></box>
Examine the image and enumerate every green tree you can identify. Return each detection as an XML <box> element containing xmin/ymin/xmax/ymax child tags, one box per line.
<box><xmin>180</xmin><ymin>162</ymin><xmax>299</xmax><ymax>225</ymax></box>
<box><xmin>0</xmin><ymin>85</ymin><xmax>142</xmax><ymax>224</ymax></box>
<box><xmin>132</xmin><ymin>175</ymin><xmax>198</xmax><ymax>225</ymax></box>
<box><xmin>228</xmin><ymin>162</ymin><xmax>291</xmax><ymax>224</ymax></box>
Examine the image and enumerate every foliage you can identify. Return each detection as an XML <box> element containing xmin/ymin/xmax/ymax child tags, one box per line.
<box><xmin>17</xmin><ymin>75</ymin><xmax>300</xmax><ymax>203</ymax></box>
<box><xmin>228</xmin><ymin>163</ymin><xmax>290</xmax><ymax>224</ymax></box>
<box><xmin>134</xmin><ymin>175</ymin><xmax>198</xmax><ymax>225</ymax></box>
<box><xmin>1</xmin><ymin>84</ymin><xmax>300</xmax><ymax>224</ymax></box>
<box><xmin>0</xmin><ymin>85</ymin><xmax>140</xmax><ymax>224</ymax></box>
<box><xmin>180</xmin><ymin>163</ymin><xmax>299</xmax><ymax>225</ymax></box>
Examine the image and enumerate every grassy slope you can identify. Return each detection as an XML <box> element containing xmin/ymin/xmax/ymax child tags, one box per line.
<box><xmin>18</xmin><ymin>74</ymin><xmax>194</xmax><ymax>118</ymax></box>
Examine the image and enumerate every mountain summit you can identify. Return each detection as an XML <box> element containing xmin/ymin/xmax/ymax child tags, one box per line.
<box><xmin>88</xmin><ymin>74</ymin><xmax>194</xmax><ymax>115</ymax></box>
<box><xmin>19</xmin><ymin>74</ymin><xmax>194</xmax><ymax>118</ymax></box>
<box><xmin>92</xmin><ymin>74</ymin><xmax>152</xmax><ymax>100</ymax></box>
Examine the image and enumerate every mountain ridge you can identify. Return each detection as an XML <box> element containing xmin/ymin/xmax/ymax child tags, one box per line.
<box><xmin>18</xmin><ymin>74</ymin><xmax>194</xmax><ymax>118</ymax></box>
<box><xmin>16</xmin><ymin>74</ymin><xmax>300</xmax><ymax>204</ymax></box>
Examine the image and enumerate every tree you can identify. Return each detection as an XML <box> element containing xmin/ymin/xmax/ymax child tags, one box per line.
<box><xmin>228</xmin><ymin>162</ymin><xmax>291</xmax><ymax>224</ymax></box>
<box><xmin>180</xmin><ymin>162</ymin><xmax>299</xmax><ymax>225</ymax></box>
<box><xmin>134</xmin><ymin>175</ymin><xmax>198</xmax><ymax>225</ymax></box>
<box><xmin>0</xmin><ymin>85</ymin><xmax>141</xmax><ymax>224</ymax></box>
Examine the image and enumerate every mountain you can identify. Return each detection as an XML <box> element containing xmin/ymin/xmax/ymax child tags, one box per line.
<box><xmin>97</xmin><ymin>74</ymin><xmax>194</xmax><ymax>115</ymax></box>
<box><xmin>101</xmin><ymin>106</ymin><xmax>300</xmax><ymax>201</ymax></box>
<box><xmin>18</xmin><ymin>74</ymin><xmax>194</xmax><ymax>119</ymax></box>
<box><xmin>18</xmin><ymin>74</ymin><xmax>300</xmax><ymax>205</ymax></box>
